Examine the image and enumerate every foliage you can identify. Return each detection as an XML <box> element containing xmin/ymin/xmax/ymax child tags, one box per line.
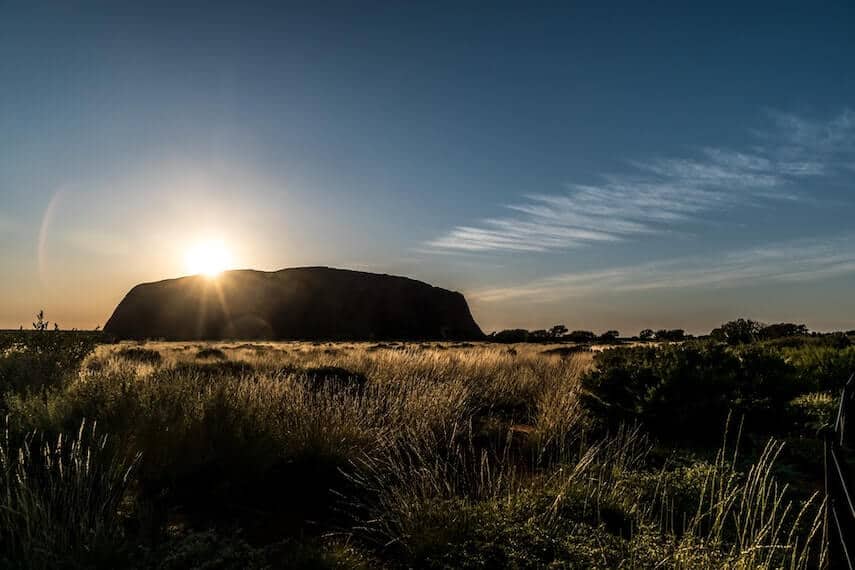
<box><xmin>196</xmin><ymin>347</ymin><xmax>228</xmax><ymax>360</ymax></box>
<box><xmin>490</xmin><ymin>324</ymin><xmax>574</xmax><ymax>343</ymax></box>
<box><xmin>599</xmin><ymin>329</ymin><xmax>620</xmax><ymax>343</ymax></box>
<box><xmin>117</xmin><ymin>346</ymin><xmax>163</xmax><ymax>365</ymax></box>
<box><xmin>549</xmin><ymin>324</ymin><xmax>568</xmax><ymax>338</ymax></box>
<box><xmin>710</xmin><ymin>318</ymin><xmax>764</xmax><ymax>345</ymax></box>
<box><xmin>761</xmin><ymin>322</ymin><xmax>810</xmax><ymax>339</ymax></box>
<box><xmin>0</xmin><ymin>312</ymin><xmax>98</xmax><ymax>395</ymax></box>
<box><xmin>489</xmin><ymin>328</ymin><xmax>529</xmax><ymax>343</ymax></box>
<box><xmin>654</xmin><ymin>329</ymin><xmax>685</xmax><ymax>341</ymax></box>
<box><xmin>0</xmin><ymin>421</ymin><xmax>139</xmax><ymax>569</ymax></box>
<box><xmin>581</xmin><ymin>341</ymin><xmax>805</xmax><ymax>442</ymax></box>
<box><xmin>783</xmin><ymin>344</ymin><xmax>855</xmax><ymax>392</ymax></box>
<box><xmin>566</xmin><ymin>329</ymin><xmax>597</xmax><ymax>343</ymax></box>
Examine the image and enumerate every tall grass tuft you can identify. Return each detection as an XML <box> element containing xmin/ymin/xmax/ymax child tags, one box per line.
<box><xmin>0</xmin><ymin>419</ymin><xmax>139</xmax><ymax>569</ymax></box>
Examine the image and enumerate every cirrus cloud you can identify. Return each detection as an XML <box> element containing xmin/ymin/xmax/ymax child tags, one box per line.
<box><xmin>428</xmin><ymin>110</ymin><xmax>854</xmax><ymax>254</ymax></box>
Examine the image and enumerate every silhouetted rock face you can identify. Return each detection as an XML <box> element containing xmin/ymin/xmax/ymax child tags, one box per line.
<box><xmin>104</xmin><ymin>267</ymin><xmax>484</xmax><ymax>341</ymax></box>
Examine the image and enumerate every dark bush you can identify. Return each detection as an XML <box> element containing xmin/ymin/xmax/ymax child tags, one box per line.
<box><xmin>280</xmin><ymin>366</ymin><xmax>368</xmax><ymax>393</ymax></box>
<box><xmin>654</xmin><ymin>329</ymin><xmax>685</xmax><ymax>342</ymax></box>
<box><xmin>759</xmin><ymin>322</ymin><xmax>809</xmax><ymax>340</ymax></box>
<box><xmin>565</xmin><ymin>330</ymin><xmax>596</xmax><ymax>343</ymax></box>
<box><xmin>171</xmin><ymin>360</ymin><xmax>255</xmax><ymax>379</ymax></box>
<box><xmin>710</xmin><ymin>319</ymin><xmax>763</xmax><ymax>345</ymax></box>
<box><xmin>581</xmin><ymin>342</ymin><xmax>802</xmax><ymax>443</ymax></box>
<box><xmin>541</xmin><ymin>345</ymin><xmax>591</xmax><ymax>357</ymax></box>
<box><xmin>0</xmin><ymin>329</ymin><xmax>97</xmax><ymax>394</ymax></box>
<box><xmin>490</xmin><ymin>329</ymin><xmax>530</xmax><ymax>343</ymax></box>
<box><xmin>196</xmin><ymin>347</ymin><xmax>227</xmax><ymax>360</ymax></box>
<box><xmin>117</xmin><ymin>347</ymin><xmax>163</xmax><ymax>365</ymax></box>
<box><xmin>598</xmin><ymin>330</ymin><xmax>620</xmax><ymax>344</ymax></box>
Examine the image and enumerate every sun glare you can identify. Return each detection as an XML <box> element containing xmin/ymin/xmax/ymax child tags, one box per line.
<box><xmin>185</xmin><ymin>240</ymin><xmax>233</xmax><ymax>277</ymax></box>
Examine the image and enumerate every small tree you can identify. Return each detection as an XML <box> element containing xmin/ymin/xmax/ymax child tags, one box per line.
<box><xmin>548</xmin><ymin>324</ymin><xmax>568</xmax><ymax>339</ymax></box>
<box><xmin>710</xmin><ymin>319</ymin><xmax>763</xmax><ymax>345</ymax></box>
<box><xmin>655</xmin><ymin>329</ymin><xmax>685</xmax><ymax>342</ymax></box>
<box><xmin>598</xmin><ymin>330</ymin><xmax>620</xmax><ymax>343</ymax></box>
<box><xmin>491</xmin><ymin>329</ymin><xmax>530</xmax><ymax>343</ymax></box>
<box><xmin>566</xmin><ymin>330</ymin><xmax>596</xmax><ymax>343</ymax></box>
<box><xmin>758</xmin><ymin>322</ymin><xmax>808</xmax><ymax>340</ymax></box>
<box><xmin>529</xmin><ymin>329</ymin><xmax>550</xmax><ymax>341</ymax></box>
<box><xmin>639</xmin><ymin>329</ymin><xmax>654</xmax><ymax>341</ymax></box>
<box><xmin>32</xmin><ymin>309</ymin><xmax>49</xmax><ymax>331</ymax></box>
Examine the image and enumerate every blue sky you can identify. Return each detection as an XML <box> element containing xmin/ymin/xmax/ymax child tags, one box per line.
<box><xmin>1</xmin><ymin>1</ymin><xmax>854</xmax><ymax>333</ymax></box>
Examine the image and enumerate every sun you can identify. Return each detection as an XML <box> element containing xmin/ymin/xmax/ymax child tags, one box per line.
<box><xmin>184</xmin><ymin>240</ymin><xmax>233</xmax><ymax>277</ymax></box>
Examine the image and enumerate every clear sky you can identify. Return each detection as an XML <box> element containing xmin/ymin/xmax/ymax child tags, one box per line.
<box><xmin>1</xmin><ymin>1</ymin><xmax>854</xmax><ymax>334</ymax></box>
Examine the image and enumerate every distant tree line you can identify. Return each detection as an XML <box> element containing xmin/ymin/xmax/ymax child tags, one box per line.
<box><xmin>488</xmin><ymin>318</ymin><xmax>855</xmax><ymax>346</ymax></box>
<box><xmin>708</xmin><ymin>318</ymin><xmax>852</xmax><ymax>347</ymax></box>
<box><xmin>488</xmin><ymin>325</ymin><xmax>623</xmax><ymax>344</ymax></box>
<box><xmin>638</xmin><ymin>329</ymin><xmax>686</xmax><ymax>342</ymax></box>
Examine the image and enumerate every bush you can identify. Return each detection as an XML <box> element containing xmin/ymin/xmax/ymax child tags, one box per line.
<box><xmin>784</xmin><ymin>345</ymin><xmax>855</xmax><ymax>392</ymax></box>
<box><xmin>654</xmin><ymin>329</ymin><xmax>685</xmax><ymax>341</ymax></box>
<box><xmin>598</xmin><ymin>330</ymin><xmax>620</xmax><ymax>343</ymax></box>
<box><xmin>0</xmin><ymin>329</ymin><xmax>97</xmax><ymax>394</ymax></box>
<box><xmin>710</xmin><ymin>319</ymin><xmax>763</xmax><ymax>345</ymax></box>
<box><xmin>196</xmin><ymin>347</ymin><xmax>227</xmax><ymax>360</ymax></box>
<box><xmin>117</xmin><ymin>346</ymin><xmax>163</xmax><ymax>365</ymax></box>
<box><xmin>581</xmin><ymin>342</ymin><xmax>803</xmax><ymax>442</ymax></box>
<box><xmin>566</xmin><ymin>330</ymin><xmax>597</xmax><ymax>343</ymax></box>
<box><xmin>489</xmin><ymin>329</ymin><xmax>529</xmax><ymax>343</ymax></box>
<box><xmin>760</xmin><ymin>322</ymin><xmax>809</xmax><ymax>340</ymax></box>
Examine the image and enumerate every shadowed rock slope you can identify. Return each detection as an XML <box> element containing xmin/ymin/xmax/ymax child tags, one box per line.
<box><xmin>104</xmin><ymin>267</ymin><xmax>483</xmax><ymax>341</ymax></box>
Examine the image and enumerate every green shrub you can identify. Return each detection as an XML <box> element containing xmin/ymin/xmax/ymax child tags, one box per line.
<box><xmin>581</xmin><ymin>342</ymin><xmax>802</xmax><ymax>442</ymax></box>
<box><xmin>784</xmin><ymin>345</ymin><xmax>855</xmax><ymax>392</ymax></box>
<box><xmin>0</xmin><ymin>330</ymin><xmax>97</xmax><ymax>394</ymax></box>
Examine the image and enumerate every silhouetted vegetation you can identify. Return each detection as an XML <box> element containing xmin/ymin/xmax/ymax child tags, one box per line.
<box><xmin>117</xmin><ymin>346</ymin><xmax>163</xmax><ymax>365</ymax></box>
<box><xmin>598</xmin><ymin>329</ymin><xmax>620</xmax><ymax>343</ymax></box>
<box><xmin>195</xmin><ymin>347</ymin><xmax>227</xmax><ymax>360</ymax></box>
<box><xmin>489</xmin><ymin>325</ymin><xmax>622</xmax><ymax>345</ymax></box>
<box><xmin>0</xmin><ymin>311</ymin><xmax>98</xmax><ymax>394</ymax></box>
<box><xmin>653</xmin><ymin>328</ymin><xmax>686</xmax><ymax>341</ymax></box>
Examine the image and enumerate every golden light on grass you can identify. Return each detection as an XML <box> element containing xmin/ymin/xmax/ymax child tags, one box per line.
<box><xmin>184</xmin><ymin>239</ymin><xmax>233</xmax><ymax>277</ymax></box>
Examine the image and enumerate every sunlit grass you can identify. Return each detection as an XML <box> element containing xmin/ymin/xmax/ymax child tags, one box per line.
<box><xmin>0</xmin><ymin>340</ymin><xmax>828</xmax><ymax>568</ymax></box>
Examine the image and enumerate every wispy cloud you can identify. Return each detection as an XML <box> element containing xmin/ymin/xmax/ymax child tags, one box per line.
<box><xmin>471</xmin><ymin>234</ymin><xmax>855</xmax><ymax>303</ymax></box>
<box><xmin>428</xmin><ymin>110</ymin><xmax>854</xmax><ymax>253</ymax></box>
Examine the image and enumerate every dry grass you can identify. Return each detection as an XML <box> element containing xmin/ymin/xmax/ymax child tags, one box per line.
<box><xmin>0</xmin><ymin>341</ymin><xmax>827</xmax><ymax>568</ymax></box>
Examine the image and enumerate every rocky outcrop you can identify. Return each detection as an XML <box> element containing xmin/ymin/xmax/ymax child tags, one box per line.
<box><xmin>104</xmin><ymin>267</ymin><xmax>483</xmax><ymax>341</ymax></box>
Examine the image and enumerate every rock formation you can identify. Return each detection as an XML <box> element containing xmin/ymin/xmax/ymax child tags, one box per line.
<box><xmin>104</xmin><ymin>267</ymin><xmax>483</xmax><ymax>341</ymax></box>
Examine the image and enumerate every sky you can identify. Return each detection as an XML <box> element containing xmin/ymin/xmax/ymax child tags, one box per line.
<box><xmin>1</xmin><ymin>1</ymin><xmax>854</xmax><ymax>334</ymax></box>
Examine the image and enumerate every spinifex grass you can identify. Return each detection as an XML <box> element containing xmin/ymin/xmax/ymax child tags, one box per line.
<box><xmin>0</xmin><ymin>341</ymin><xmax>831</xmax><ymax>567</ymax></box>
<box><xmin>0</xmin><ymin>419</ymin><xmax>139</xmax><ymax>569</ymax></box>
